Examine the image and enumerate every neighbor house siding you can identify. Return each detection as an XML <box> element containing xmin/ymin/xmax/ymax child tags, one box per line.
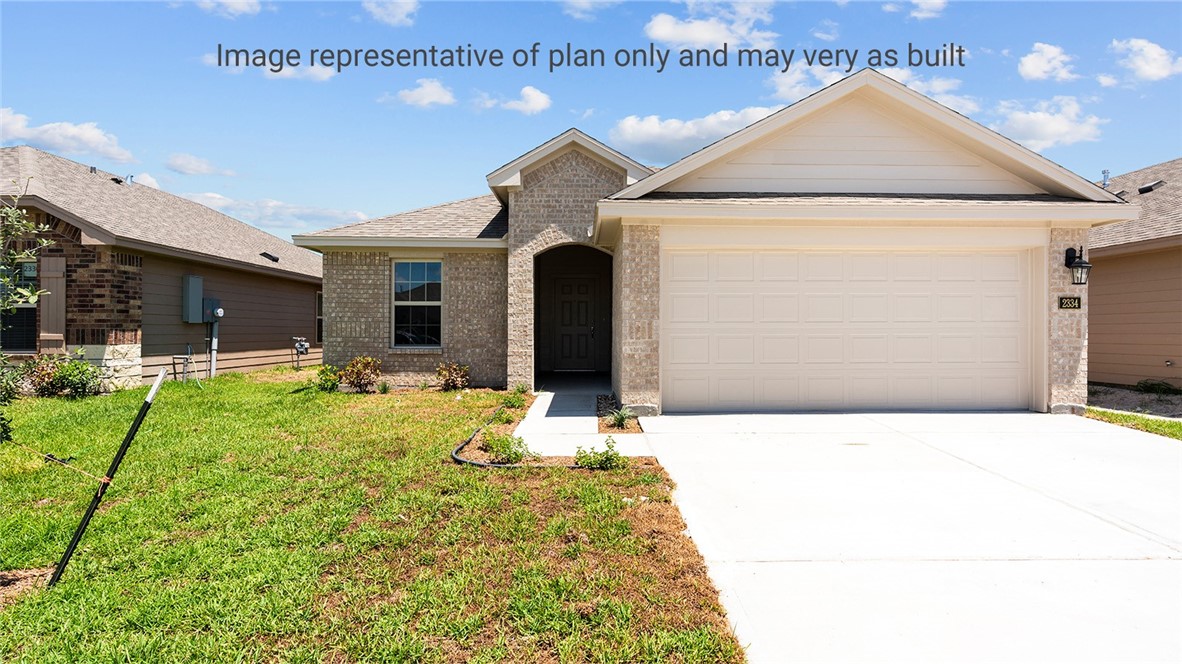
<box><xmin>141</xmin><ymin>254</ymin><xmax>321</xmax><ymax>380</ymax></box>
<box><xmin>1088</xmin><ymin>246</ymin><xmax>1182</xmax><ymax>388</ymax></box>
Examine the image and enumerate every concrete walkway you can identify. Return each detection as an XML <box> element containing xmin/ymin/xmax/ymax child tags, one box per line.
<box><xmin>517</xmin><ymin>374</ymin><xmax>651</xmax><ymax>457</ymax></box>
<box><xmin>644</xmin><ymin>413</ymin><xmax>1182</xmax><ymax>663</ymax></box>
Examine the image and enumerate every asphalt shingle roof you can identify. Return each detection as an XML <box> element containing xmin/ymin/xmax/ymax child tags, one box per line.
<box><xmin>635</xmin><ymin>192</ymin><xmax>1104</xmax><ymax>205</ymax></box>
<box><xmin>301</xmin><ymin>194</ymin><xmax>507</xmax><ymax>240</ymax></box>
<box><xmin>1089</xmin><ymin>158</ymin><xmax>1181</xmax><ymax>249</ymax></box>
<box><xmin>1</xmin><ymin>146</ymin><xmax>321</xmax><ymax>279</ymax></box>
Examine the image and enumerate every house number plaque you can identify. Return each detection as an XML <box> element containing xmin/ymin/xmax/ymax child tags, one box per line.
<box><xmin>1058</xmin><ymin>296</ymin><xmax>1082</xmax><ymax>310</ymax></box>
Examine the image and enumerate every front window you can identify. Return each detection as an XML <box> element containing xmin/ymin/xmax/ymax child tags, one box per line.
<box><xmin>315</xmin><ymin>291</ymin><xmax>324</xmax><ymax>344</ymax></box>
<box><xmin>0</xmin><ymin>261</ymin><xmax>38</xmax><ymax>353</ymax></box>
<box><xmin>393</xmin><ymin>261</ymin><xmax>441</xmax><ymax>347</ymax></box>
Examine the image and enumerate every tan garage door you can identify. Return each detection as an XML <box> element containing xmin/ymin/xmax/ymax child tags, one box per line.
<box><xmin>661</xmin><ymin>249</ymin><xmax>1031</xmax><ymax>412</ymax></box>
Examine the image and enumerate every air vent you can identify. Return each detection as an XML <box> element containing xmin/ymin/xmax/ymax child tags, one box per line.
<box><xmin>260</xmin><ymin>252</ymin><xmax>280</xmax><ymax>262</ymax></box>
<box><xmin>1138</xmin><ymin>180</ymin><xmax>1165</xmax><ymax>194</ymax></box>
<box><xmin>110</xmin><ymin>177</ymin><xmax>123</xmax><ymax>185</ymax></box>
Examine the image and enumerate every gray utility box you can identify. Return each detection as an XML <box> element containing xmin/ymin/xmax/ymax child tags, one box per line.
<box><xmin>182</xmin><ymin>275</ymin><xmax>204</xmax><ymax>323</ymax></box>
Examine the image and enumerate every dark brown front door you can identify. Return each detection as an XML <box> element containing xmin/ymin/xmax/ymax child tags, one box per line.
<box><xmin>554</xmin><ymin>277</ymin><xmax>596</xmax><ymax>370</ymax></box>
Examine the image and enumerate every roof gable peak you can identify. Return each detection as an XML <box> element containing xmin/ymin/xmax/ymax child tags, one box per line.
<box><xmin>486</xmin><ymin>128</ymin><xmax>651</xmax><ymax>202</ymax></box>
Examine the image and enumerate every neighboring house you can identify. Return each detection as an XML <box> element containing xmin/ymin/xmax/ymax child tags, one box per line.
<box><xmin>1</xmin><ymin>146</ymin><xmax>323</xmax><ymax>387</ymax></box>
<box><xmin>296</xmin><ymin>69</ymin><xmax>1136</xmax><ymax>414</ymax></box>
<box><xmin>1088</xmin><ymin>158</ymin><xmax>1181</xmax><ymax>388</ymax></box>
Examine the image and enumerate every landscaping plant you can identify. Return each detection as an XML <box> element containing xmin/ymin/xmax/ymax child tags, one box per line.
<box><xmin>341</xmin><ymin>356</ymin><xmax>381</xmax><ymax>393</ymax></box>
<box><xmin>606</xmin><ymin>406</ymin><xmax>635</xmax><ymax>429</ymax></box>
<box><xmin>501</xmin><ymin>392</ymin><xmax>526</xmax><ymax>409</ymax></box>
<box><xmin>314</xmin><ymin>364</ymin><xmax>341</xmax><ymax>392</ymax></box>
<box><xmin>20</xmin><ymin>351</ymin><xmax>100</xmax><ymax>399</ymax></box>
<box><xmin>436</xmin><ymin>361</ymin><xmax>470</xmax><ymax>391</ymax></box>
<box><xmin>1134</xmin><ymin>379</ymin><xmax>1182</xmax><ymax>396</ymax></box>
<box><xmin>480</xmin><ymin>430</ymin><xmax>537</xmax><ymax>465</ymax></box>
<box><xmin>576</xmin><ymin>436</ymin><xmax>629</xmax><ymax>470</ymax></box>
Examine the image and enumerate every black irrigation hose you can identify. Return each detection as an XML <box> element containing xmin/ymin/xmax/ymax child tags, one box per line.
<box><xmin>451</xmin><ymin>405</ymin><xmax>581</xmax><ymax>469</ymax></box>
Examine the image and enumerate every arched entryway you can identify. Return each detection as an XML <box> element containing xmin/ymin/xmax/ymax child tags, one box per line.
<box><xmin>534</xmin><ymin>244</ymin><xmax>612</xmax><ymax>381</ymax></box>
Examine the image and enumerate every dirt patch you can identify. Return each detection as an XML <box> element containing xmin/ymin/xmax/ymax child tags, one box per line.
<box><xmin>0</xmin><ymin>568</ymin><xmax>52</xmax><ymax>610</ymax></box>
<box><xmin>596</xmin><ymin>394</ymin><xmax>644</xmax><ymax>434</ymax></box>
<box><xmin>247</xmin><ymin>368</ymin><xmax>317</xmax><ymax>384</ymax></box>
<box><xmin>1089</xmin><ymin>384</ymin><xmax>1182</xmax><ymax>419</ymax></box>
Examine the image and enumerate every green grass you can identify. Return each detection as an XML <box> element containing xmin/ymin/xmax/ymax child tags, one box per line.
<box><xmin>1086</xmin><ymin>407</ymin><xmax>1182</xmax><ymax>441</ymax></box>
<box><xmin>0</xmin><ymin>370</ymin><xmax>740</xmax><ymax>662</ymax></box>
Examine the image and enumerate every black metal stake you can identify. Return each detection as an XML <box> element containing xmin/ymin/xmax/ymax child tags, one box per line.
<box><xmin>48</xmin><ymin>368</ymin><xmax>168</xmax><ymax>588</ymax></box>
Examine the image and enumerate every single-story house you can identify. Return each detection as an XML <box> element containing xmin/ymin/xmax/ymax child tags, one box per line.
<box><xmin>295</xmin><ymin>69</ymin><xmax>1137</xmax><ymax>414</ymax></box>
<box><xmin>1088</xmin><ymin>158</ymin><xmax>1181</xmax><ymax>388</ymax></box>
<box><xmin>1</xmin><ymin>145</ymin><xmax>323</xmax><ymax>387</ymax></box>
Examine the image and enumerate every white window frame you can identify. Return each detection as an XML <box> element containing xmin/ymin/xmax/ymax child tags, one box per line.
<box><xmin>391</xmin><ymin>258</ymin><xmax>443</xmax><ymax>349</ymax></box>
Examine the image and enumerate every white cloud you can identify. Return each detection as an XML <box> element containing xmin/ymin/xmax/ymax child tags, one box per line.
<box><xmin>880</xmin><ymin>67</ymin><xmax>981</xmax><ymax>114</ymax></box>
<box><xmin>501</xmin><ymin>86</ymin><xmax>552</xmax><ymax>115</ymax></box>
<box><xmin>389</xmin><ymin>78</ymin><xmax>456</xmax><ymax>107</ymax></box>
<box><xmin>644</xmin><ymin>1</ymin><xmax>777</xmax><ymax>50</ymax></box>
<box><xmin>133</xmin><ymin>172</ymin><xmax>160</xmax><ymax>189</ymax></box>
<box><xmin>811</xmin><ymin>19</ymin><xmax>839</xmax><ymax>42</ymax></box>
<box><xmin>1096</xmin><ymin>74</ymin><xmax>1119</xmax><ymax>87</ymax></box>
<box><xmin>909</xmin><ymin>0</ymin><xmax>946</xmax><ymax>19</ymax></box>
<box><xmin>362</xmin><ymin>0</ymin><xmax>419</xmax><ymax>27</ymax></box>
<box><xmin>991</xmin><ymin>96</ymin><xmax>1107</xmax><ymax>152</ymax></box>
<box><xmin>1110</xmin><ymin>38</ymin><xmax>1182</xmax><ymax>81</ymax></box>
<box><xmin>1018</xmin><ymin>43</ymin><xmax>1079</xmax><ymax>81</ymax></box>
<box><xmin>472</xmin><ymin>91</ymin><xmax>499</xmax><ymax>110</ymax></box>
<box><xmin>194</xmin><ymin>0</ymin><xmax>261</xmax><ymax>18</ymax></box>
<box><xmin>882</xmin><ymin>3</ymin><xmax>902</xmax><ymax>12</ymax></box>
<box><xmin>768</xmin><ymin>65</ymin><xmax>849</xmax><ymax>103</ymax></box>
<box><xmin>610</xmin><ymin>105</ymin><xmax>783</xmax><ymax>164</ymax></box>
<box><xmin>263</xmin><ymin>65</ymin><xmax>336</xmax><ymax>82</ymax></box>
<box><xmin>562</xmin><ymin>0</ymin><xmax>621</xmax><ymax>20</ymax></box>
<box><xmin>182</xmin><ymin>191</ymin><xmax>368</xmax><ymax>238</ymax></box>
<box><xmin>0</xmin><ymin>108</ymin><xmax>134</xmax><ymax>162</ymax></box>
<box><xmin>166</xmin><ymin>153</ymin><xmax>235</xmax><ymax>176</ymax></box>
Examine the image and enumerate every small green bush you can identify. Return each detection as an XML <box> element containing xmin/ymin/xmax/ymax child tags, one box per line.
<box><xmin>481</xmin><ymin>430</ymin><xmax>536</xmax><ymax>465</ymax></box>
<box><xmin>575</xmin><ymin>436</ymin><xmax>628</xmax><ymax>470</ymax></box>
<box><xmin>512</xmin><ymin>382</ymin><xmax>531</xmax><ymax>395</ymax></box>
<box><xmin>315</xmin><ymin>365</ymin><xmax>341</xmax><ymax>392</ymax></box>
<box><xmin>0</xmin><ymin>360</ymin><xmax>21</xmax><ymax>405</ymax></box>
<box><xmin>606</xmin><ymin>406</ymin><xmax>635</xmax><ymax>429</ymax></box>
<box><xmin>491</xmin><ymin>408</ymin><xmax>515</xmax><ymax>425</ymax></box>
<box><xmin>501</xmin><ymin>392</ymin><xmax>526</xmax><ymax>409</ymax></box>
<box><xmin>437</xmin><ymin>362</ymin><xmax>470</xmax><ymax>391</ymax></box>
<box><xmin>341</xmin><ymin>356</ymin><xmax>381</xmax><ymax>393</ymax></box>
<box><xmin>22</xmin><ymin>354</ymin><xmax>61</xmax><ymax>397</ymax></box>
<box><xmin>1135</xmin><ymin>379</ymin><xmax>1182</xmax><ymax>395</ymax></box>
<box><xmin>21</xmin><ymin>351</ymin><xmax>100</xmax><ymax>398</ymax></box>
<box><xmin>378</xmin><ymin>381</ymin><xmax>390</xmax><ymax>394</ymax></box>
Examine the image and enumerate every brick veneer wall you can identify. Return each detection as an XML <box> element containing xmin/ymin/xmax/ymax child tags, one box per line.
<box><xmin>1049</xmin><ymin>227</ymin><xmax>1089</xmax><ymax>413</ymax></box>
<box><xmin>611</xmin><ymin>224</ymin><xmax>661</xmax><ymax>414</ymax></box>
<box><xmin>322</xmin><ymin>250</ymin><xmax>508</xmax><ymax>387</ymax></box>
<box><xmin>506</xmin><ymin>148</ymin><xmax>627</xmax><ymax>387</ymax></box>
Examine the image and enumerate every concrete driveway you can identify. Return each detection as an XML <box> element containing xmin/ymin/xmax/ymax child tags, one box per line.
<box><xmin>643</xmin><ymin>413</ymin><xmax>1182</xmax><ymax>663</ymax></box>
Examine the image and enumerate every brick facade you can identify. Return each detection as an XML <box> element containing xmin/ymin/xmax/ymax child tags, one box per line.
<box><xmin>612</xmin><ymin>224</ymin><xmax>660</xmax><ymax>414</ymax></box>
<box><xmin>1048</xmin><ymin>227</ymin><xmax>1089</xmax><ymax>413</ymax></box>
<box><xmin>506</xmin><ymin>148</ymin><xmax>627</xmax><ymax>387</ymax></box>
<box><xmin>322</xmin><ymin>250</ymin><xmax>508</xmax><ymax>387</ymax></box>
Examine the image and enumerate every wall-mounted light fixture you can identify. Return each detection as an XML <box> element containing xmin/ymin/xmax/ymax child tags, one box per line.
<box><xmin>1065</xmin><ymin>246</ymin><xmax>1092</xmax><ymax>285</ymax></box>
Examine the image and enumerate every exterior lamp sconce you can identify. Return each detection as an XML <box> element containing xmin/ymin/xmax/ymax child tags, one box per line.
<box><xmin>1065</xmin><ymin>246</ymin><xmax>1092</xmax><ymax>285</ymax></box>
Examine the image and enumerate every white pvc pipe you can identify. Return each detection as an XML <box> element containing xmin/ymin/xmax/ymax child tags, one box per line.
<box><xmin>210</xmin><ymin>320</ymin><xmax>219</xmax><ymax>378</ymax></box>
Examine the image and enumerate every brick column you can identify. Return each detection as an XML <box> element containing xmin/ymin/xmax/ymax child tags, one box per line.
<box><xmin>1048</xmin><ymin>227</ymin><xmax>1089</xmax><ymax>413</ymax></box>
<box><xmin>612</xmin><ymin>224</ymin><xmax>661</xmax><ymax>414</ymax></box>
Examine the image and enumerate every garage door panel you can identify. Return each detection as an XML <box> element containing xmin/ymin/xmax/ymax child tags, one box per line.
<box><xmin>662</xmin><ymin>248</ymin><xmax>1030</xmax><ymax>412</ymax></box>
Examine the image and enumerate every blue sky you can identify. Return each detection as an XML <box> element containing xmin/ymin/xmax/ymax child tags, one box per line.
<box><xmin>3</xmin><ymin>1</ymin><xmax>1181</xmax><ymax>243</ymax></box>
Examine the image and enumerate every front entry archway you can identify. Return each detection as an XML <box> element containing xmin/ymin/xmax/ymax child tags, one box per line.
<box><xmin>534</xmin><ymin>245</ymin><xmax>612</xmax><ymax>377</ymax></box>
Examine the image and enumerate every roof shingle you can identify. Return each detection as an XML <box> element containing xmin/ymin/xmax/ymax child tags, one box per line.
<box><xmin>300</xmin><ymin>194</ymin><xmax>507</xmax><ymax>240</ymax></box>
<box><xmin>1089</xmin><ymin>158</ymin><xmax>1181</xmax><ymax>249</ymax></box>
<box><xmin>1</xmin><ymin>146</ymin><xmax>321</xmax><ymax>279</ymax></box>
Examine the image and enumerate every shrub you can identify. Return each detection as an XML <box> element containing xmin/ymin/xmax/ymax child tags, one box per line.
<box><xmin>481</xmin><ymin>430</ymin><xmax>536</xmax><ymax>465</ymax></box>
<box><xmin>378</xmin><ymin>381</ymin><xmax>390</xmax><ymax>394</ymax></box>
<box><xmin>436</xmin><ymin>362</ymin><xmax>470</xmax><ymax>391</ymax></box>
<box><xmin>1135</xmin><ymin>379</ymin><xmax>1182</xmax><ymax>396</ymax></box>
<box><xmin>501</xmin><ymin>392</ymin><xmax>526</xmax><ymax>409</ymax></box>
<box><xmin>491</xmin><ymin>408</ymin><xmax>515</xmax><ymax>425</ymax></box>
<box><xmin>20</xmin><ymin>352</ymin><xmax>101</xmax><ymax>398</ymax></box>
<box><xmin>575</xmin><ymin>436</ymin><xmax>628</xmax><ymax>470</ymax></box>
<box><xmin>606</xmin><ymin>406</ymin><xmax>635</xmax><ymax>429</ymax></box>
<box><xmin>315</xmin><ymin>365</ymin><xmax>341</xmax><ymax>392</ymax></box>
<box><xmin>512</xmin><ymin>382</ymin><xmax>531</xmax><ymax>395</ymax></box>
<box><xmin>341</xmin><ymin>356</ymin><xmax>381</xmax><ymax>393</ymax></box>
<box><xmin>0</xmin><ymin>360</ymin><xmax>21</xmax><ymax>405</ymax></box>
<box><xmin>22</xmin><ymin>354</ymin><xmax>62</xmax><ymax>397</ymax></box>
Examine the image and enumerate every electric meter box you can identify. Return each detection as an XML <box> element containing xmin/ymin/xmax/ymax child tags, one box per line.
<box><xmin>182</xmin><ymin>275</ymin><xmax>204</xmax><ymax>323</ymax></box>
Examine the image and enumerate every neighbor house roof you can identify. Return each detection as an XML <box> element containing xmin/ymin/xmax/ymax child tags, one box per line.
<box><xmin>293</xmin><ymin>194</ymin><xmax>508</xmax><ymax>249</ymax></box>
<box><xmin>1</xmin><ymin>145</ymin><xmax>321</xmax><ymax>281</ymax></box>
<box><xmin>1090</xmin><ymin>158</ymin><xmax>1181</xmax><ymax>250</ymax></box>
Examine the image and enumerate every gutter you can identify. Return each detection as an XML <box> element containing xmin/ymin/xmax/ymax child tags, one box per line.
<box><xmin>293</xmin><ymin>235</ymin><xmax>508</xmax><ymax>250</ymax></box>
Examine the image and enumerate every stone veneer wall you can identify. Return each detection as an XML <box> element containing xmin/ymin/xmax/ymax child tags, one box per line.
<box><xmin>506</xmin><ymin>149</ymin><xmax>627</xmax><ymax>387</ymax></box>
<box><xmin>611</xmin><ymin>224</ymin><xmax>661</xmax><ymax>415</ymax></box>
<box><xmin>1048</xmin><ymin>227</ymin><xmax>1089</xmax><ymax>413</ymax></box>
<box><xmin>322</xmin><ymin>250</ymin><xmax>507</xmax><ymax>387</ymax></box>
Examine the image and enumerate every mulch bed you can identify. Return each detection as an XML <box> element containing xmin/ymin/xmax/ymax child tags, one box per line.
<box><xmin>596</xmin><ymin>394</ymin><xmax>644</xmax><ymax>434</ymax></box>
<box><xmin>0</xmin><ymin>568</ymin><xmax>52</xmax><ymax>610</ymax></box>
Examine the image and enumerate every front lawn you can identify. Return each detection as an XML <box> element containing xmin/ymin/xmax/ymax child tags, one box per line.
<box><xmin>0</xmin><ymin>370</ymin><xmax>740</xmax><ymax>662</ymax></box>
<box><xmin>1085</xmin><ymin>407</ymin><xmax>1182</xmax><ymax>441</ymax></box>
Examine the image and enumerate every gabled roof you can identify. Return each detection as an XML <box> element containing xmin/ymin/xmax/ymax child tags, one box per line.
<box><xmin>294</xmin><ymin>194</ymin><xmax>507</xmax><ymax>248</ymax></box>
<box><xmin>486</xmin><ymin>128</ymin><xmax>652</xmax><ymax>203</ymax></box>
<box><xmin>1</xmin><ymin>146</ymin><xmax>321</xmax><ymax>281</ymax></box>
<box><xmin>1090</xmin><ymin>158</ymin><xmax>1181</xmax><ymax>249</ymax></box>
<box><xmin>609</xmin><ymin>69</ymin><xmax>1122</xmax><ymax>204</ymax></box>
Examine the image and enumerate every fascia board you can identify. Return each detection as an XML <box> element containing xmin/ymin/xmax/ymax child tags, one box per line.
<box><xmin>292</xmin><ymin>236</ymin><xmax>508</xmax><ymax>250</ymax></box>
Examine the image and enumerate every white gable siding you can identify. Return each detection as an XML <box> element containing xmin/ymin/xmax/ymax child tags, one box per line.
<box><xmin>663</xmin><ymin>96</ymin><xmax>1047</xmax><ymax>195</ymax></box>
